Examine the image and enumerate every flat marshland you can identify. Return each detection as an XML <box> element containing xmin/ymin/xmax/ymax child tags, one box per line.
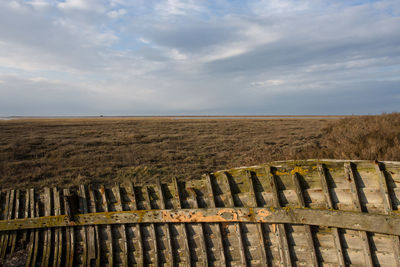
<box><xmin>0</xmin><ymin>114</ymin><xmax>399</xmax><ymax>189</ymax></box>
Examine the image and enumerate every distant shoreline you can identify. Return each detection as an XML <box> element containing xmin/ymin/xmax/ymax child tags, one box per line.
<box><xmin>0</xmin><ymin>115</ymin><xmax>349</xmax><ymax>121</ymax></box>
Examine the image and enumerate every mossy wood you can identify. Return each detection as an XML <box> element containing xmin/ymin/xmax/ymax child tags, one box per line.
<box><xmin>1</xmin><ymin>159</ymin><xmax>400</xmax><ymax>266</ymax></box>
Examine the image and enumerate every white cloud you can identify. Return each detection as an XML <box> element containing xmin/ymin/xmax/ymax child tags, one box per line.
<box><xmin>27</xmin><ymin>0</ymin><xmax>51</xmax><ymax>8</ymax></box>
<box><xmin>155</xmin><ymin>0</ymin><xmax>204</xmax><ymax>17</ymax></box>
<box><xmin>58</xmin><ymin>0</ymin><xmax>88</xmax><ymax>10</ymax></box>
<box><xmin>251</xmin><ymin>80</ymin><xmax>285</xmax><ymax>87</ymax></box>
<box><xmin>107</xmin><ymin>8</ymin><xmax>127</xmax><ymax>19</ymax></box>
<box><xmin>9</xmin><ymin>0</ymin><xmax>23</xmax><ymax>10</ymax></box>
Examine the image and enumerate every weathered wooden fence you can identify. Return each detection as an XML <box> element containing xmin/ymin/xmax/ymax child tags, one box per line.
<box><xmin>0</xmin><ymin>160</ymin><xmax>400</xmax><ymax>266</ymax></box>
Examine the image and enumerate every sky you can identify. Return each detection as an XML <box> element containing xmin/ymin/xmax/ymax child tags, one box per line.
<box><xmin>0</xmin><ymin>0</ymin><xmax>399</xmax><ymax>116</ymax></box>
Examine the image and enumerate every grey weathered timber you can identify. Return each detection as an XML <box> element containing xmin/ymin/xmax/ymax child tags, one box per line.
<box><xmin>245</xmin><ymin>171</ymin><xmax>268</xmax><ymax>267</ymax></box>
<box><xmin>268</xmin><ymin>168</ymin><xmax>292</xmax><ymax>267</ymax></box>
<box><xmin>317</xmin><ymin>164</ymin><xmax>346</xmax><ymax>267</ymax></box>
<box><xmin>375</xmin><ymin>162</ymin><xmax>400</xmax><ymax>266</ymax></box>
<box><xmin>64</xmin><ymin>188</ymin><xmax>75</xmax><ymax>267</ymax></box>
<box><xmin>204</xmin><ymin>173</ymin><xmax>227</xmax><ymax>267</ymax></box>
<box><xmin>344</xmin><ymin>163</ymin><xmax>374</xmax><ymax>267</ymax></box>
<box><xmin>88</xmin><ymin>185</ymin><xmax>101</xmax><ymax>267</ymax></box>
<box><xmin>155</xmin><ymin>178</ymin><xmax>174</xmax><ymax>267</ymax></box>
<box><xmin>125</xmin><ymin>181</ymin><xmax>144</xmax><ymax>266</ymax></box>
<box><xmin>0</xmin><ymin>159</ymin><xmax>400</xmax><ymax>267</ymax></box>
<box><xmin>292</xmin><ymin>173</ymin><xmax>319</xmax><ymax>267</ymax></box>
<box><xmin>221</xmin><ymin>172</ymin><xmax>248</xmax><ymax>267</ymax></box>
<box><xmin>171</xmin><ymin>177</ymin><xmax>191</xmax><ymax>266</ymax></box>
<box><xmin>100</xmin><ymin>184</ymin><xmax>114</xmax><ymax>267</ymax></box>
<box><xmin>9</xmin><ymin>189</ymin><xmax>19</xmax><ymax>256</ymax></box>
<box><xmin>41</xmin><ymin>187</ymin><xmax>52</xmax><ymax>267</ymax></box>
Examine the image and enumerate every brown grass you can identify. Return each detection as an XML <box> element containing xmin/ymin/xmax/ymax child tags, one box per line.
<box><xmin>0</xmin><ymin>113</ymin><xmax>399</xmax><ymax>189</ymax></box>
<box><xmin>294</xmin><ymin>113</ymin><xmax>400</xmax><ymax>161</ymax></box>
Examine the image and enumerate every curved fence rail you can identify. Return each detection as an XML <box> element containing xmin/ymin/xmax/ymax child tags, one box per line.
<box><xmin>0</xmin><ymin>160</ymin><xmax>400</xmax><ymax>266</ymax></box>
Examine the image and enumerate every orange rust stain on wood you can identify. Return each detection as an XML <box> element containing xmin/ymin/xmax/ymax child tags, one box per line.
<box><xmin>161</xmin><ymin>209</ymin><xmax>241</xmax><ymax>222</ymax></box>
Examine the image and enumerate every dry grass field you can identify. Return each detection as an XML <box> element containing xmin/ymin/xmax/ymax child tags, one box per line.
<box><xmin>0</xmin><ymin>113</ymin><xmax>399</xmax><ymax>189</ymax></box>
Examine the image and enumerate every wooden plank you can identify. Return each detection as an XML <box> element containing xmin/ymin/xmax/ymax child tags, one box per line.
<box><xmin>125</xmin><ymin>181</ymin><xmax>144</xmax><ymax>266</ymax></box>
<box><xmin>100</xmin><ymin>185</ymin><xmax>114</xmax><ymax>267</ymax></box>
<box><xmin>292</xmin><ymin>173</ymin><xmax>319</xmax><ymax>266</ymax></box>
<box><xmin>22</xmin><ymin>189</ymin><xmax>30</xmax><ymax>244</ymax></box>
<box><xmin>375</xmin><ymin>162</ymin><xmax>400</xmax><ymax>266</ymax></box>
<box><xmin>1</xmin><ymin>206</ymin><xmax>400</xmax><ymax>235</ymax></box>
<box><xmin>63</xmin><ymin>189</ymin><xmax>71</xmax><ymax>267</ymax></box>
<box><xmin>52</xmin><ymin>188</ymin><xmax>63</xmax><ymax>267</ymax></box>
<box><xmin>52</xmin><ymin>190</ymin><xmax>59</xmax><ymax>267</ymax></box>
<box><xmin>143</xmin><ymin>185</ymin><xmax>159</xmax><ymax>266</ymax></box>
<box><xmin>0</xmin><ymin>190</ymin><xmax>11</xmax><ymax>259</ymax></box>
<box><xmin>268</xmin><ymin>167</ymin><xmax>292</xmax><ymax>267</ymax></box>
<box><xmin>175</xmin><ymin>177</ymin><xmax>208</xmax><ymax>266</ymax></box>
<box><xmin>81</xmin><ymin>185</ymin><xmax>96</xmax><ymax>266</ymax></box>
<box><xmin>32</xmin><ymin>196</ymin><xmax>40</xmax><ymax>267</ymax></box>
<box><xmin>204</xmin><ymin>174</ymin><xmax>227</xmax><ymax>267</ymax></box>
<box><xmin>0</xmin><ymin>191</ymin><xmax>7</xmax><ymax>261</ymax></box>
<box><xmin>9</xmin><ymin>189</ymin><xmax>19</xmax><ymax>256</ymax></box>
<box><xmin>318</xmin><ymin>164</ymin><xmax>346</xmax><ymax>267</ymax></box>
<box><xmin>182</xmin><ymin>182</ymin><xmax>209</xmax><ymax>267</ymax></box>
<box><xmin>25</xmin><ymin>189</ymin><xmax>35</xmax><ymax>267</ymax></box>
<box><xmin>78</xmin><ymin>185</ymin><xmax>88</xmax><ymax>267</ymax></box>
<box><xmin>88</xmin><ymin>185</ymin><xmax>101</xmax><ymax>267</ymax></box>
<box><xmin>64</xmin><ymin>188</ymin><xmax>75</xmax><ymax>267</ymax></box>
<box><xmin>41</xmin><ymin>187</ymin><xmax>52</xmax><ymax>267</ymax></box>
<box><xmin>344</xmin><ymin>162</ymin><xmax>374</xmax><ymax>267</ymax></box>
<box><xmin>156</xmin><ymin>178</ymin><xmax>174</xmax><ymax>266</ymax></box>
<box><xmin>172</xmin><ymin>177</ymin><xmax>191</xmax><ymax>266</ymax></box>
<box><xmin>221</xmin><ymin>172</ymin><xmax>248</xmax><ymax>267</ymax></box>
<box><xmin>246</xmin><ymin>171</ymin><xmax>268</xmax><ymax>266</ymax></box>
<box><xmin>113</xmin><ymin>184</ymin><xmax>129</xmax><ymax>267</ymax></box>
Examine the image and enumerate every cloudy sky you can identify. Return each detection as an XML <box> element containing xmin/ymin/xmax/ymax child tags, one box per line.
<box><xmin>0</xmin><ymin>0</ymin><xmax>399</xmax><ymax>116</ymax></box>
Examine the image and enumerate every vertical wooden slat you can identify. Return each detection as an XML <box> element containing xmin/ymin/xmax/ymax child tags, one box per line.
<box><xmin>156</xmin><ymin>178</ymin><xmax>174</xmax><ymax>266</ymax></box>
<box><xmin>317</xmin><ymin>164</ymin><xmax>346</xmax><ymax>267</ymax></box>
<box><xmin>80</xmin><ymin>184</ymin><xmax>96</xmax><ymax>266</ymax></box>
<box><xmin>114</xmin><ymin>184</ymin><xmax>129</xmax><ymax>267</ymax></box>
<box><xmin>9</xmin><ymin>189</ymin><xmax>19</xmax><ymax>256</ymax></box>
<box><xmin>22</xmin><ymin>190</ymin><xmax>30</xmax><ymax>244</ymax></box>
<box><xmin>172</xmin><ymin>177</ymin><xmax>191</xmax><ymax>266</ymax></box>
<box><xmin>268</xmin><ymin>167</ymin><xmax>292</xmax><ymax>267</ymax></box>
<box><xmin>246</xmin><ymin>171</ymin><xmax>269</xmax><ymax>266</ymax></box>
<box><xmin>204</xmin><ymin>174</ymin><xmax>227</xmax><ymax>267</ymax></box>
<box><xmin>32</xmin><ymin>194</ymin><xmax>40</xmax><ymax>267</ymax></box>
<box><xmin>6</xmin><ymin>190</ymin><xmax>15</xmax><ymax>254</ymax></box>
<box><xmin>88</xmin><ymin>185</ymin><xmax>101</xmax><ymax>267</ymax></box>
<box><xmin>375</xmin><ymin>162</ymin><xmax>400</xmax><ymax>266</ymax></box>
<box><xmin>63</xmin><ymin>189</ymin><xmax>71</xmax><ymax>267</ymax></box>
<box><xmin>41</xmin><ymin>187</ymin><xmax>52</xmax><ymax>267</ymax></box>
<box><xmin>221</xmin><ymin>172</ymin><xmax>248</xmax><ymax>267</ymax></box>
<box><xmin>182</xmin><ymin>182</ymin><xmax>209</xmax><ymax>267</ymax></box>
<box><xmin>126</xmin><ymin>181</ymin><xmax>144</xmax><ymax>266</ymax></box>
<box><xmin>100</xmin><ymin>185</ymin><xmax>114</xmax><ymax>267</ymax></box>
<box><xmin>25</xmin><ymin>189</ymin><xmax>35</xmax><ymax>267</ymax></box>
<box><xmin>0</xmin><ymin>191</ymin><xmax>7</xmax><ymax>260</ymax></box>
<box><xmin>292</xmin><ymin>173</ymin><xmax>319</xmax><ymax>266</ymax></box>
<box><xmin>63</xmin><ymin>188</ymin><xmax>75</xmax><ymax>267</ymax></box>
<box><xmin>52</xmin><ymin>189</ymin><xmax>59</xmax><ymax>267</ymax></box>
<box><xmin>344</xmin><ymin>163</ymin><xmax>374</xmax><ymax>267</ymax></box>
<box><xmin>52</xmin><ymin>188</ymin><xmax>63</xmax><ymax>267</ymax></box>
<box><xmin>143</xmin><ymin>184</ymin><xmax>159</xmax><ymax>266</ymax></box>
<box><xmin>78</xmin><ymin>185</ymin><xmax>88</xmax><ymax>267</ymax></box>
<box><xmin>0</xmin><ymin>190</ymin><xmax>11</xmax><ymax>259</ymax></box>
